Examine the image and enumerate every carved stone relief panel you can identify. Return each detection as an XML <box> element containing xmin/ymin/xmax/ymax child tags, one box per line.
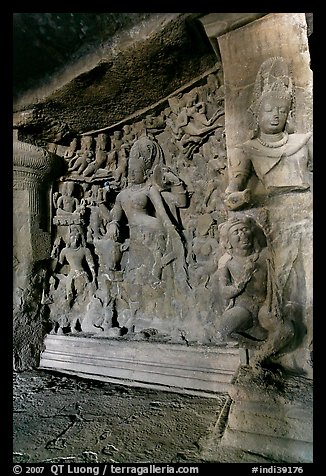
<box><xmin>44</xmin><ymin>71</ymin><xmax>231</xmax><ymax>344</ymax></box>
<box><xmin>39</xmin><ymin>19</ymin><xmax>312</xmax><ymax>378</ymax></box>
<box><xmin>13</xmin><ymin>14</ymin><xmax>313</xmax><ymax>382</ymax></box>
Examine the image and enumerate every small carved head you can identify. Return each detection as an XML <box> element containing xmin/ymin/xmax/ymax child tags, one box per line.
<box><xmin>69</xmin><ymin>225</ymin><xmax>86</xmax><ymax>247</ymax></box>
<box><xmin>96</xmin><ymin>133</ymin><xmax>107</xmax><ymax>146</ymax></box>
<box><xmin>80</xmin><ymin>135</ymin><xmax>93</xmax><ymax>151</ymax></box>
<box><xmin>64</xmin><ymin>181</ymin><xmax>75</xmax><ymax>196</ymax></box>
<box><xmin>219</xmin><ymin>216</ymin><xmax>265</xmax><ymax>253</ymax></box>
<box><xmin>113</xmin><ymin>130</ymin><xmax>122</xmax><ymax>139</ymax></box>
<box><xmin>123</xmin><ymin>124</ymin><xmax>131</xmax><ymax>134</ymax></box>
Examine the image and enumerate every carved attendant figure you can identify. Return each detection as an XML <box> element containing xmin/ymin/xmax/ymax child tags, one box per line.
<box><xmin>53</xmin><ymin>181</ymin><xmax>79</xmax><ymax>215</ymax></box>
<box><xmin>64</xmin><ymin>137</ymin><xmax>78</xmax><ymax>160</ymax></box>
<box><xmin>217</xmin><ymin>216</ymin><xmax>269</xmax><ymax>346</ymax></box>
<box><xmin>167</xmin><ymin>90</ymin><xmax>224</xmax><ymax>159</ymax></box>
<box><xmin>58</xmin><ymin>227</ymin><xmax>97</xmax><ymax>307</ymax></box>
<box><xmin>82</xmin><ymin>133</ymin><xmax>108</xmax><ymax>177</ymax></box>
<box><xmin>217</xmin><ymin>216</ymin><xmax>295</xmax><ymax>368</ymax></box>
<box><xmin>51</xmin><ymin>181</ymin><xmax>85</xmax><ymax>258</ymax></box>
<box><xmin>68</xmin><ymin>135</ymin><xmax>95</xmax><ymax>175</ymax></box>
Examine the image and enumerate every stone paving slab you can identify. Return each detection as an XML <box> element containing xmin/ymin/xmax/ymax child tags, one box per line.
<box><xmin>13</xmin><ymin>370</ymin><xmax>227</xmax><ymax>464</ymax></box>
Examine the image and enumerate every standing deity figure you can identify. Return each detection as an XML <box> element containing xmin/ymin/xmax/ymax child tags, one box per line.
<box><xmin>224</xmin><ymin>57</ymin><xmax>312</xmax><ymax>373</ymax></box>
<box><xmin>106</xmin><ymin>135</ymin><xmax>189</xmax><ymax>331</ymax></box>
<box><xmin>107</xmin><ymin>135</ymin><xmax>188</xmax><ymax>285</ymax></box>
<box><xmin>58</xmin><ymin>226</ymin><xmax>97</xmax><ymax>308</ymax></box>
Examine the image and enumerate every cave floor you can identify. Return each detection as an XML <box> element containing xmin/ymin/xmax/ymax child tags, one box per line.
<box><xmin>13</xmin><ymin>369</ymin><xmax>277</xmax><ymax>464</ymax></box>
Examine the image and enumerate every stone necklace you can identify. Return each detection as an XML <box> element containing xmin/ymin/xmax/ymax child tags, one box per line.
<box><xmin>257</xmin><ymin>131</ymin><xmax>288</xmax><ymax>148</ymax></box>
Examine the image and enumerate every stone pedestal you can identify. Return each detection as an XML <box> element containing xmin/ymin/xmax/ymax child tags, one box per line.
<box><xmin>220</xmin><ymin>366</ymin><xmax>313</xmax><ymax>462</ymax></box>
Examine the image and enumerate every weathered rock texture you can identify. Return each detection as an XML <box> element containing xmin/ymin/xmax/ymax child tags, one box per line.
<box><xmin>13</xmin><ymin>369</ymin><xmax>312</xmax><ymax>463</ymax></box>
<box><xmin>12</xmin><ymin>12</ymin><xmax>313</xmax><ymax>465</ymax></box>
<box><xmin>13</xmin><ymin>370</ymin><xmax>228</xmax><ymax>464</ymax></box>
<box><xmin>219</xmin><ymin>366</ymin><xmax>313</xmax><ymax>463</ymax></box>
<box><xmin>13</xmin><ymin>13</ymin><xmax>313</xmax><ymax>382</ymax></box>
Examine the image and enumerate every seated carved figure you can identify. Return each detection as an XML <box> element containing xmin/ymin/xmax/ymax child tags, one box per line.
<box><xmin>53</xmin><ymin>181</ymin><xmax>80</xmax><ymax>215</ymax></box>
<box><xmin>68</xmin><ymin>136</ymin><xmax>95</xmax><ymax>175</ymax></box>
<box><xmin>217</xmin><ymin>216</ymin><xmax>269</xmax><ymax>346</ymax></box>
<box><xmin>82</xmin><ymin>133</ymin><xmax>109</xmax><ymax>177</ymax></box>
<box><xmin>64</xmin><ymin>137</ymin><xmax>78</xmax><ymax>160</ymax></box>
<box><xmin>217</xmin><ymin>215</ymin><xmax>295</xmax><ymax>370</ymax></box>
<box><xmin>51</xmin><ymin>181</ymin><xmax>85</xmax><ymax>256</ymax></box>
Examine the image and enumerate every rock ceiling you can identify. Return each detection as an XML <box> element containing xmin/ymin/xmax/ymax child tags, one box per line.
<box><xmin>13</xmin><ymin>13</ymin><xmax>312</xmax><ymax>146</ymax></box>
<box><xmin>13</xmin><ymin>13</ymin><xmax>219</xmax><ymax>144</ymax></box>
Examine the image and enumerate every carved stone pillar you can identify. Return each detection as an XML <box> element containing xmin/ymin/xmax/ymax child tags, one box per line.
<box><xmin>13</xmin><ymin>129</ymin><xmax>63</xmax><ymax>370</ymax></box>
<box><xmin>197</xmin><ymin>14</ymin><xmax>313</xmax><ymax>462</ymax></box>
<box><xmin>199</xmin><ymin>13</ymin><xmax>313</xmax><ymax>377</ymax></box>
<box><xmin>13</xmin><ymin>131</ymin><xmax>61</xmax><ymax>282</ymax></box>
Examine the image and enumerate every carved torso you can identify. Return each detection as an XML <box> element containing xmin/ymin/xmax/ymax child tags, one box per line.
<box><xmin>225</xmin><ymin>250</ymin><xmax>268</xmax><ymax>302</ymax></box>
<box><xmin>115</xmin><ymin>184</ymin><xmax>164</xmax><ymax>231</ymax></box>
<box><xmin>241</xmin><ymin>132</ymin><xmax>312</xmax><ymax>193</ymax></box>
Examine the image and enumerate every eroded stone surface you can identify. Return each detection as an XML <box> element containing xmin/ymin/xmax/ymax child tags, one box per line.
<box><xmin>14</xmin><ymin>369</ymin><xmax>310</xmax><ymax>463</ymax></box>
<box><xmin>13</xmin><ymin>370</ymin><xmax>227</xmax><ymax>463</ymax></box>
<box><xmin>14</xmin><ymin>369</ymin><xmax>289</xmax><ymax>463</ymax></box>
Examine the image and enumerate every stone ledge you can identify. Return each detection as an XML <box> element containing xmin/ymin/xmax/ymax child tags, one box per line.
<box><xmin>39</xmin><ymin>335</ymin><xmax>240</xmax><ymax>397</ymax></box>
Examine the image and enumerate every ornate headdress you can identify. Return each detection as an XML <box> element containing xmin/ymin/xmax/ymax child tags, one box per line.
<box><xmin>129</xmin><ymin>136</ymin><xmax>165</xmax><ymax>173</ymax></box>
<box><xmin>248</xmin><ymin>57</ymin><xmax>294</xmax><ymax>128</ymax></box>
